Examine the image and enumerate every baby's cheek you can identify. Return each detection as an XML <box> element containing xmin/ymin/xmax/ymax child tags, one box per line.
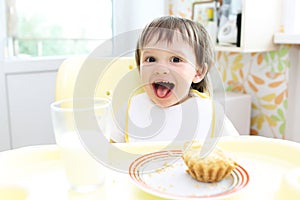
<box><xmin>139</xmin><ymin>68</ymin><xmax>150</xmax><ymax>81</ymax></box>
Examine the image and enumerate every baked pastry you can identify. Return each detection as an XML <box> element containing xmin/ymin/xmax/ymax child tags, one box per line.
<box><xmin>182</xmin><ymin>142</ymin><xmax>238</xmax><ymax>183</ymax></box>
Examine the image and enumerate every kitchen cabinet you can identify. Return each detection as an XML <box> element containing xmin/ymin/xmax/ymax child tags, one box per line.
<box><xmin>0</xmin><ymin>59</ymin><xmax>62</xmax><ymax>150</ymax></box>
<box><xmin>7</xmin><ymin>72</ymin><xmax>57</xmax><ymax>148</ymax></box>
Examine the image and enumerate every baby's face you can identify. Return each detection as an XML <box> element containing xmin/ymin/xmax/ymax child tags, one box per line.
<box><xmin>139</xmin><ymin>37</ymin><xmax>202</xmax><ymax>107</ymax></box>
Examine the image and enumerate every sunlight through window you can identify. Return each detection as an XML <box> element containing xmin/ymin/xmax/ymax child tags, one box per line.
<box><xmin>6</xmin><ymin>0</ymin><xmax>112</xmax><ymax>57</ymax></box>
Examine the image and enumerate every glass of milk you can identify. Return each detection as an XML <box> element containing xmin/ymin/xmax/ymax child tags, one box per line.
<box><xmin>51</xmin><ymin>97</ymin><xmax>111</xmax><ymax>193</ymax></box>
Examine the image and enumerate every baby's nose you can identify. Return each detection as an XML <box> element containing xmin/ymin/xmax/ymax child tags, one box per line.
<box><xmin>154</xmin><ymin>65</ymin><xmax>170</xmax><ymax>75</ymax></box>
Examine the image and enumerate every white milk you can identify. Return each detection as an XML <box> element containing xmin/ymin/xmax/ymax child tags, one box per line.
<box><xmin>56</xmin><ymin>132</ymin><xmax>106</xmax><ymax>189</ymax></box>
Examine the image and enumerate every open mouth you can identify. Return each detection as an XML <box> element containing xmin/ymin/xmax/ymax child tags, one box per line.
<box><xmin>152</xmin><ymin>81</ymin><xmax>175</xmax><ymax>98</ymax></box>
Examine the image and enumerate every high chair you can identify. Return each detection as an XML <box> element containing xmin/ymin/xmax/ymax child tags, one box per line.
<box><xmin>55</xmin><ymin>56</ymin><xmax>140</xmax><ymax>102</ymax></box>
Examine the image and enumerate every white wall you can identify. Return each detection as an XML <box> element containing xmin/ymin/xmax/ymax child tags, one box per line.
<box><xmin>0</xmin><ymin>61</ymin><xmax>10</xmax><ymax>151</ymax></box>
<box><xmin>0</xmin><ymin>0</ymin><xmax>5</xmax><ymax>59</ymax></box>
<box><xmin>113</xmin><ymin>0</ymin><xmax>168</xmax><ymax>35</ymax></box>
<box><xmin>286</xmin><ymin>46</ymin><xmax>300</xmax><ymax>142</ymax></box>
<box><xmin>283</xmin><ymin>0</ymin><xmax>300</xmax><ymax>34</ymax></box>
<box><xmin>0</xmin><ymin>0</ymin><xmax>10</xmax><ymax>150</ymax></box>
<box><xmin>111</xmin><ymin>0</ymin><xmax>168</xmax><ymax>56</ymax></box>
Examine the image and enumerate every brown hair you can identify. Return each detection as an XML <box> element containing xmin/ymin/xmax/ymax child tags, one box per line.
<box><xmin>135</xmin><ymin>16</ymin><xmax>215</xmax><ymax>94</ymax></box>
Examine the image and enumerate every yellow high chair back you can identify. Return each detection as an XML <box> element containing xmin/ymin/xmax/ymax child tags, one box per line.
<box><xmin>55</xmin><ymin>57</ymin><xmax>141</xmax><ymax>101</ymax></box>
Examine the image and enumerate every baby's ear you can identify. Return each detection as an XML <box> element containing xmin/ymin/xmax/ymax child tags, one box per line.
<box><xmin>193</xmin><ymin>63</ymin><xmax>208</xmax><ymax>83</ymax></box>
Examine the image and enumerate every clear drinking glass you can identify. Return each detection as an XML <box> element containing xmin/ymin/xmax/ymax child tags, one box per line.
<box><xmin>51</xmin><ymin>97</ymin><xmax>111</xmax><ymax>193</ymax></box>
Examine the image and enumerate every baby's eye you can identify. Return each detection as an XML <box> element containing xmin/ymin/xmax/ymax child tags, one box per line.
<box><xmin>146</xmin><ymin>57</ymin><xmax>156</xmax><ymax>62</ymax></box>
<box><xmin>170</xmin><ymin>57</ymin><xmax>181</xmax><ymax>63</ymax></box>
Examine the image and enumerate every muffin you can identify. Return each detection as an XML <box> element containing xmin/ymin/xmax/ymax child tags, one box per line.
<box><xmin>182</xmin><ymin>142</ymin><xmax>238</xmax><ymax>183</ymax></box>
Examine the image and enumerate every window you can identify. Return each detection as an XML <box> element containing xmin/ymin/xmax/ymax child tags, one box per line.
<box><xmin>5</xmin><ymin>0</ymin><xmax>112</xmax><ymax>57</ymax></box>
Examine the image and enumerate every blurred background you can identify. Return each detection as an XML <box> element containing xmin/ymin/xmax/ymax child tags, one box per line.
<box><xmin>0</xmin><ymin>0</ymin><xmax>300</xmax><ymax>151</ymax></box>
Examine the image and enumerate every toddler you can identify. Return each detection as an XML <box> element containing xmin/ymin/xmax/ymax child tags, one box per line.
<box><xmin>111</xmin><ymin>16</ymin><xmax>239</xmax><ymax>142</ymax></box>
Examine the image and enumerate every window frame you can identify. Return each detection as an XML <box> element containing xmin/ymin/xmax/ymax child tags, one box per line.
<box><xmin>2</xmin><ymin>0</ymin><xmax>114</xmax><ymax>59</ymax></box>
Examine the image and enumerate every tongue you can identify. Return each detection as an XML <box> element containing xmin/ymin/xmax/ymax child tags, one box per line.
<box><xmin>156</xmin><ymin>85</ymin><xmax>170</xmax><ymax>98</ymax></box>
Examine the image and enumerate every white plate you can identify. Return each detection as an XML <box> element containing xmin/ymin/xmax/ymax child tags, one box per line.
<box><xmin>129</xmin><ymin>150</ymin><xmax>249</xmax><ymax>200</ymax></box>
